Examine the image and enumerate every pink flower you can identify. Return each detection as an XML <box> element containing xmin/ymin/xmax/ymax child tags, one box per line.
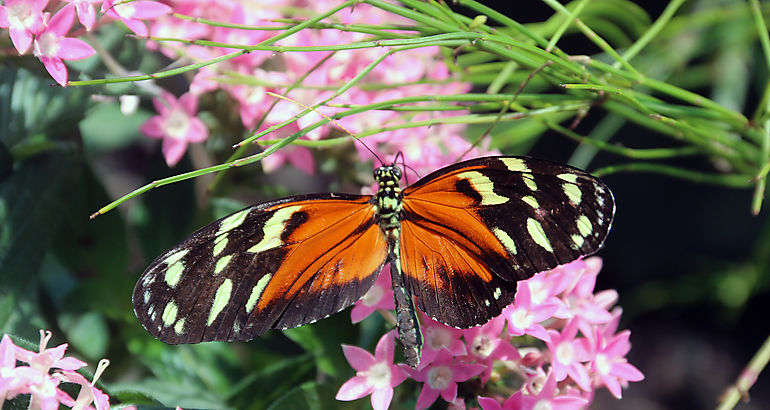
<box><xmin>504</xmin><ymin>281</ymin><xmax>559</xmax><ymax>342</ymax></box>
<box><xmin>101</xmin><ymin>0</ymin><xmax>171</xmax><ymax>36</ymax></box>
<box><xmin>462</xmin><ymin>315</ymin><xmax>520</xmax><ymax>382</ymax></box>
<box><xmin>350</xmin><ymin>267</ymin><xmax>395</xmax><ymax>323</ymax></box>
<box><xmin>32</xmin><ymin>4</ymin><xmax>96</xmax><ymax>86</ymax></box>
<box><xmin>139</xmin><ymin>92</ymin><xmax>209</xmax><ymax>167</ymax></box>
<box><xmin>479</xmin><ymin>370</ymin><xmax>589</xmax><ymax>410</ymax></box>
<box><xmin>0</xmin><ymin>334</ymin><xmax>36</xmax><ymax>404</ymax></box>
<box><xmin>0</xmin><ymin>0</ymin><xmax>48</xmax><ymax>54</ymax></box>
<box><xmin>64</xmin><ymin>0</ymin><xmax>101</xmax><ymax>31</ymax></box>
<box><xmin>57</xmin><ymin>359</ymin><xmax>111</xmax><ymax>410</ymax></box>
<box><xmin>1</xmin><ymin>331</ymin><xmax>82</xmax><ymax>410</ymax></box>
<box><xmin>545</xmin><ymin>319</ymin><xmax>591</xmax><ymax>391</ymax></box>
<box><xmin>14</xmin><ymin>330</ymin><xmax>87</xmax><ymax>374</ymax></box>
<box><xmin>406</xmin><ymin>351</ymin><xmax>485</xmax><ymax>410</ymax></box>
<box><xmin>336</xmin><ymin>331</ymin><xmax>408</xmax><ymax>410</ymax></box>
<box><xmin>261</xmin><ymin>145</ymin><xmax>316</xmax><ymax>175</ymax></box>
<box><xmin>584</xmin><ymin>329</ymin><xmax>644</xmax><ymax>398</ymax></box>
<box><xmin>417</xmin><ymin>314</ymin><xmax>467</xmax><ymax>366</ymax></box>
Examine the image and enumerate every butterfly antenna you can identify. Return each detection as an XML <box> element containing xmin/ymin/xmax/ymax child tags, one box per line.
<box><xmin>458</xmin><ymin>60</ymin><xmax>555</xmax><ymax>162</ymax></box>
<box><xmin>392</xmin><ymin>151</ymin><xmax>420</xmax><ymax>184</ymax></box>
<box><xmin>265</xmin><ymin>91</ymin><xmax>385</xmax><ymax>167</ymax></box>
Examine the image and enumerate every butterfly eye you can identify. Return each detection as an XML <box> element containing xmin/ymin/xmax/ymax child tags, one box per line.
<box><xmin>392</xmin><ymin>166</ymin><xmax>402</xmax><ymax>180</ymax></box>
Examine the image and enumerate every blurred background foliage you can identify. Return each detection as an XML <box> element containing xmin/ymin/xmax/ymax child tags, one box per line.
<box><xmin>1</xmin><ymin>0</ymin><xmax>770</xmax><ymax>409</ymax></box>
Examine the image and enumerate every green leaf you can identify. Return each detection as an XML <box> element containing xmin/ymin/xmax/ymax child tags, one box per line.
<box><xmin>59</xmin><ymin>312</ymin><xmax>109</xmax><ymax>360</ymax></box>
<box><xmin>282</xmin><ymin>312</ymin><xmax>357</xmax><ymax>378</ymax></box>
<box><xmin>80</xmin><ymin>101</ymin><xmax>150</xmax><ymax>152</ymax></box>
<box><xmin>109</xmin><ymin>379</ymin><xmax>229</xmax><ymax>409</ymax></box>
<box><xmin>267</xmin><ymin>382</ymin><xmax>356</xmax><ymax>410</ymax></box>
<box><xmin>0</xmin><ymin>151</ymin><xmax>81</xmax><ymax>293</ymax></box>
<box><xmin>0</xmin><ymin>66</ymin><xmax>89</xmax><ymax>149</ymax></box>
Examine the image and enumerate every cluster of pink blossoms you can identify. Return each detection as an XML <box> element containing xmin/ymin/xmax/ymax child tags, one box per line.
<box><xmin>338</xmin><ymin>257</ymin><xmax>644</xmax><ymax>410</ymax></box>
<box><xmin>1</xmin><ymin>0</ymin><xmax>475</xmax><ymax>167</ymax></box>
<box><xmin>141</xmin><ymin>0</ymin><xmax>475</xmax><ymax>167</ymax></box>
<box><xmin>0</xmin><ymin>330</ymin><xmax>113</xmax><ymax>410</ymax></box>
<box><xmin>0</xmin><ymin>0</ymin><xmax>172</xmax><ymax>86</ymax></box>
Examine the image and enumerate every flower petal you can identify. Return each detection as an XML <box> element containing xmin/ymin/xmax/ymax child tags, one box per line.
<box><xmin>139</xmin><ymin>117</ymin><xmax>166</xmax><ymax>139</ymax></box>
<box><xmin>39</xmin><ymin>56</ymin><xmax>67</xmax><ymax>86</ymax></box>
<box><xmin>75</xmin><ymin>1</ymin><xmax>96</xmax><ymax>30</ymax></box>
<box><xmin>56</xmin><ymin>38</ymin><xmax>95</xmax><ymax>60</ymax></box>
<box><xmin>336</xmin><ymin>376</ymin><xmax>372</xmax><ymax>401</ymax></box>
<box><xmin>374</xmin><ymin>331</ymin><xmax>395</xmax><ymax>363</ymax></box>
<box><xmin>47</xmin><ymin>4</ymin><xmax>75</xmax><ymax>37</ymax></box>
<box><xmin>370</xmin><ymin>387</ymin><xmax>393</xmax><ymax>410</ymax></box>
<box><xmin>161</xmin><ymin>138</ymin><xmax>187</xmax><ymax>167</ymax></box>
<box><xmin>129</xmin><ymin>1</ymin><xmax>172</xmax><ymax>19</ymax></box>
<box><xmin>341</xmin><ymin>344</ymin><xmax>376</xmax><ymax>372</ymax></box>
<box><xmin>9</xmin><ymin>27</ymin><xmax>33</xmax><ymax>54</ymax></box>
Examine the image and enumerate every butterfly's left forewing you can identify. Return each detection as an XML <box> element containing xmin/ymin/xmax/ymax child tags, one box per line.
<box><xmin>133</xmin><ymin>194</ymin><xmax>388</xmax><ymax>344</ymax></box>
<box><xmin>400</xmin><ymin>156</ymin><xmax>615</xmax><ymax>328</ymax></box>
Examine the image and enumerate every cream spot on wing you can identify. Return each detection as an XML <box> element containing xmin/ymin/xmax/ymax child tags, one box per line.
<box><xmin>163</xmin><ymin>249</ymin><xmax>189</xmax><ymax>288</ymax></box>
<box><xmin>457</xmin><ymin>171</ymin><xmax>508</xmax><ymax>205</ymax></box>
<box><xmin>563</xmin><ymin>182</ymin><xmax>582</xmax><ymax>205</ymax></box>
<box><xmin>247</xmin><ymin>206</ymin><xmax>302</xmax><ymax>253</ymax></box>
<box><xmin>213</xmin><ymin>235</ymin><xmax>228</xmax><ymax>257</ymax></box>
<box><xmin>162</xmin><ymin>301</ymin><xmax>178</xmax><ymax>327</ymax></box>
<box><xmin>174</xmin><ymin>318</ymin><xmax>185</xmax><ymax>334</ymax></box>
<box><xmin>214</xmin><ymin>255</ymin><xmax>232</xmax><ymax>275</ymax></box>
<box><xmin>217</xmin><ymin>208</ymin><xmax>252</xmax><ymax>235</ymax></box>
<box><xmin>572</xmin><ymin>234</ymin><xmax>585</xmax><ymax>248</ymax></box>
<box><xmin>246</xmin><ymin>274</ymin><xmax>272</xmax><ymax>313</ymax></box>
<box><xmin>521</xmin><ymin>195</ymin><xmax>540</xmax><ymax>209</ymax></box>
<box><xmin>501</xmin><ymin>157</ymin><xmax>530</xmax><ymax>173</ymax></box>
<box><xmin>527</xmin><ymin>218</ymin><xmax>553</xmax><ymax>252</ymax></box>
<box><xmin>208</xmin><ymin>279</ymin><xmax>233</xmax><ymax>326</ymax></box>
<box><xmin>577</xmin><ymin>214</ymin><xmax>593</xmax><ymax>237</ymax></box>
<box><xmin>522</xmin><ymin>174</ymin><xmax>537</xmax><ymax>191</ymax></box>
<box><xmin>493</xmin><ymin>228</ymin><xmax>517</xmax><ymax>255</ymax></box>
<box><xmin>557</xmin><ymin>173</ymin><xmax>578</xmax><ymax>183</ymax></box>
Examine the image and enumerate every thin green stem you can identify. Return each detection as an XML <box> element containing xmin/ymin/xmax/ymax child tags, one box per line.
<box><xmin>592</xmin><ymin>163</ymin><xmax>753</xmax><ymax>188</ymax></box>
<box><xmin>546</xmin><ymin>0</ymin><xmax>589</xmax><ymax>52</ymax></box>
<box><xmin>69</xmin><ymin>49</ymin><xmax>247</xmax><ymax>86</ymax></box>
<box><xmin>716</xmin><ymin>333</ymin><xmax>770</xmax><ymax>410</ymax></box>
<box><xmin>147</xmin><ymin>32</ymin><xmax>477</xmax><ymax>52</ymax></box>
<box><xmin>540</xmin><ymin>0</ymin><xmax>640</xmax><ymax>78</ymax></box>
<box><xmin>617</xmin><ymin>0</ymin><xmax>685</xmax><ymax>65</ymax></box>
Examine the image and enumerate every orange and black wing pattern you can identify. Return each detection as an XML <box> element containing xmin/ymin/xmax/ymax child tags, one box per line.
<box><xmin>132</xmin><ymin>193</ymin><xmax>388</xmax><ymax>344</ymax></box>
<box><xmin>399</xmin><ymin>156</ymin><xmax>614</xmax><ymax>328</ymax></box>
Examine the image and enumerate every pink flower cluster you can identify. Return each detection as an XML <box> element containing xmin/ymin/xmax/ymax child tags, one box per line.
<box><xmin>0</xmin><ymin>0</ymin><xmax>171</xmax><ymax>86</ymax></box>
<box><xmin>138</xmin><ymin>0</ymin><xmax>474</xmax><ymax>167</ymax></box>
<box><xmin>0</xmin><ymin>330</ymin><xmax>112</xmax><ymax>410</ymax></box>
<box><xmin>337</xmin><ymin>258</ymin><xmax>644</xmax><ymax>410</ymax></box>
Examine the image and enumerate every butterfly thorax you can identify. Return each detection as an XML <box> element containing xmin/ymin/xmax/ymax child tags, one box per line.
<box><xmin>373</xmin><ymin>165</ymin><xmax>403</xmax><ymax>231</ymax></box>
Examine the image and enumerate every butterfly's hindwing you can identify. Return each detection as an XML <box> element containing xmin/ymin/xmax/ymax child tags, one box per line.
<box><xmin>132</xmin><ymin>194</ymin><xmax>388</xmax><ymax>344</ymax></box>
<box><xmin>399</xmin><ymin>156</ymin><xmax>615</xmax><ymax>328</ymax></box>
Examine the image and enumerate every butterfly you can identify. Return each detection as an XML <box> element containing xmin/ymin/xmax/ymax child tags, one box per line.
<box><xmin>132</xmin><ymin>156</ymin><xmax>615</xmax><ymax>368</ymax></box>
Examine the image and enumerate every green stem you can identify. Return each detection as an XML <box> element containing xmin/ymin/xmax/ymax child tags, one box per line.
<box><xmin>592</xmin><ymin>162</ymin><xmax>752</xmax><ymax>188</ymax></box>
<box><xmin>716</xmin><ymin>333</ymin><xmax>770</xmax><ymax>410</ymax></box>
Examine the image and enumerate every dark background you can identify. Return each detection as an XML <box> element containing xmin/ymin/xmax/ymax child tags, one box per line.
<box><xmin>483</xmin><ymin>1</ymin><xmax>770</xmax><ymax>408</ymax></box>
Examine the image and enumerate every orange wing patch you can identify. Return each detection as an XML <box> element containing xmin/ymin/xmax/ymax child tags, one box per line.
<box><xmin>250</xmin><ymin>201</ymin><xmax>387</xmax><ymax>311</ymax></box>
<box><xmin>400</xmin><ymin>215</ymin><xmax>516</xmax><ymax>328</ymax></box>
<box><xmin>248</xmin><ymin>199</ymin><xmax>388</xmax><ymax>330</ymax></box>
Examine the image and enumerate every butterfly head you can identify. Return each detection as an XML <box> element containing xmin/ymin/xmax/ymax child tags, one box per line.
<box><xmin>374</xmin><ymin>165</ymin><xmax>402</xmax><ymax>188</ymax></box>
